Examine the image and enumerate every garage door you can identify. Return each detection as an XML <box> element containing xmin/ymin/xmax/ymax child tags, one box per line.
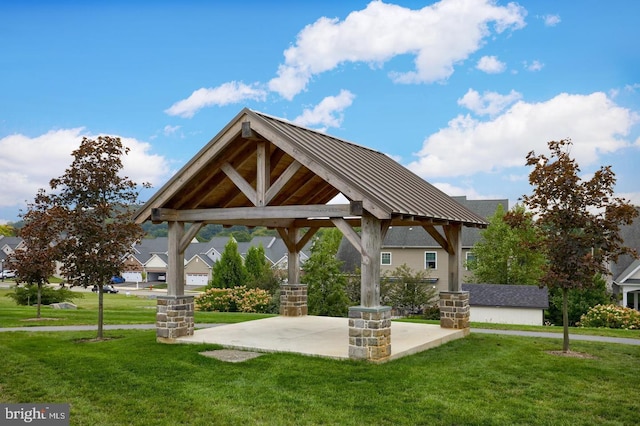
<box><xmin>186</xmin><ymin>274</ymin><xmax>209</xmax><ymax>286</ymax></box>
<box><xmin>122</xmin><ymin>272</ymin><xmax>143</xmax><ymax>283</ymax></box>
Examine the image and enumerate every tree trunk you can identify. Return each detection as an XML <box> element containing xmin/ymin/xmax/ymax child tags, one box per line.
<box><xmin>562</xmin><ymin>287</ymin><xmax>570</xmax><ymax>353</ymax></box>
<box><xmin>97</xmin><ymin>285</ymin><xmax>104</xmax><ymax>339</ymax></box>
<box><xmin>36</xmin><ymin>283</ymin><xmax>42</xmax><ymax>319</ymax></box>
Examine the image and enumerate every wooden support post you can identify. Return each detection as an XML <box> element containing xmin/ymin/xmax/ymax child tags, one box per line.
<box><xmin>277</xmin><ymin>227</ymin><xmax>301</xmax><ymax>285</ymax></box>
<box><xmin>361</xmin><ymin>212</ymin><xmax>382</xmax><ymax>307</ymax></box>
<box><xmin>444</xmin><ymin>223</ymin><xmax>462</xmax><ymax>292</ymax></box>
<box><xmin>167</xmin><ymin>221</ymin><xmax>186</xmax><ymax>297</ymax></box>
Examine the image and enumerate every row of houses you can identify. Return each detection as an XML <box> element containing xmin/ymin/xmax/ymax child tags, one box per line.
<box><xmin>119</xmin><ymin>235</ymin><xmax>310</xmax><ymax>286</ymax></box>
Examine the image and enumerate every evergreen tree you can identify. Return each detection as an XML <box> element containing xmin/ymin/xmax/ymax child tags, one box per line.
<box><xmin>303</xmin><ymin>228</ymin><xmax>350</xmax><ymax>317</ymax></box>
<box><xmin>210</xmin><ymin>238</ymin><xmax>247</xmax><ymax>288</ymax></box>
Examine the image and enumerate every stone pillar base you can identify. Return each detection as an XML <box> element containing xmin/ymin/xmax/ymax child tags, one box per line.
<box><xmin>439</xmin><ymin>291</ymin><xmax>470</xmax><ymax>329</ymax></box>
<box><xmin>280</xmin><ymin>284</ymin><xmax>307</xmax><ymax>316</ymax></box>
<box><xmin>348</xmin><ymin>306</ymin><xmax>391</xmax><ymax>362</ymax></box>
<box><xmin>156</xmin><ymin>295</ymin><xmax>194</xmax><ymax>343</ymax></box>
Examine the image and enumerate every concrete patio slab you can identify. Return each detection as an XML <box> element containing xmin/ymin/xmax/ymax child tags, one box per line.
<box><xmin>177</xmin><ymin>316</ymin><xmax>468</xmax><ymax>361</ymax></box>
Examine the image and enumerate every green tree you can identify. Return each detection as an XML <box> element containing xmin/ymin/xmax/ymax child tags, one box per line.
<box><xmin>546</xmin><ymin>274</ymin><xmax>611</xmax><ymax>326</ymax></box>
<box><xmin>47</xmin><ymin>136</ymin><xmax>146</xmax><ymax>339</ymax></box>
<box><xmin>11</xmin><ymin>190</ymin><xmax>61</xmax><ymax>318</ymax></box>
<box><xmin>244</xmin><ymin>244</ymin><xmax>281</xmax><ymax>293</ymax></box>
<box><xmin>523</xmin><ymin>139</ymin><xmax>638</xmax><ymax>352</ymax></box>
<box><xmin>303</xmin><ymin>228</ymin><xmax>350</xmax><ymax>317</ymax></box>
<box><xmin>210</xmin><ymin>238</ymin><xmax>247</xmax><ymax>288</ymax></box>
<box><xmin>381</xmin><ymin>264</ymin><xmax>437</xmax><ymax>315</ymax></box>
<box><xmin>466</xmin><ymin>204</ymin><xmax>545</xmax><ymax>285</ymax></box>
<box><xmin>0</xmin><ymin>224</ymin><xmax>15</xmax><ymax>236</ymax></box>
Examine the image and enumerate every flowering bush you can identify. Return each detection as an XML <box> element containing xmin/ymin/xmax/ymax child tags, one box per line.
<box><xmin>195</xmin><ymin>286</ymin><xmax>271</xmax><ymax>313</ymax></box>
<box><xmin>578</xmin><ymin>304</ymin><xmax>640</xmax><ymax>330</ymax></box>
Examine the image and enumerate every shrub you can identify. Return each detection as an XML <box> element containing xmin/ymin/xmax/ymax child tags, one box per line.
<box><xmin>578</xmin><ymin>304</ymin><xmax>640</xmax><ymax>330</ymax></box>
<box><xmin>6</xmin><ymin>285</ymin><xmax>83</xmax><ymax>306</ymax></box>
<box><xmin>195</xmin><ymin>286</ymin><xmax>270</xmax><ymax>313</ymax></box>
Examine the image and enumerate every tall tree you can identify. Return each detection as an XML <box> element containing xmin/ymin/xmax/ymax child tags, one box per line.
<box><xmin>48</xmin><ymin>136</ymin><xmax>146</xmax><ymax>339</ymax></box>
<box><xmin>523</xmin><ymin>139</ymin><xmax>638</xmax><ymax>352</ymax></box>
<box><xmin>303</xmin><ymin>228</ymin><xmax>350</xmax><ymax>317</ymax></box>
<box><xmin>466</xmin><ymin>204</ymin><xmax>545</xmax><ymax>285</ymax></box>
<box><xmin>210</xmin><ymin>238</ymin><xmax>247</xmax><ymax>288</ymax></box>
<box><xmin>11</xmin><ymin>190</ymin><xmax>61</xmax><ymax>318</ymax></box>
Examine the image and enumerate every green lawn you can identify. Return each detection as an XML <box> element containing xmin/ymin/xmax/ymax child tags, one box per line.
<box><xmin>0</xmin><ymin>288</ymin><xmax>274</xmax><ymax>328</ymax></box>
<box><xmin>0</xmin><ymin>329</ymin><xmax>637</xmax><ymax>425</ymax></box>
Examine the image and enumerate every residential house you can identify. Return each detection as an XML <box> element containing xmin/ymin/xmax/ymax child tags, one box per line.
<box><xmin>0</xmin><ymin>236</ymin><xmax>25</xmax><ymax>273</ymax></box>
<box><xmin>337</xmin><ymin>196</ymin><xmax>508</xmax><ymax>292</ymax></box>
<box><xmin>612</xmin><ymin>208</ymin><xmax>640</xmax><ymax>310</ymax></box>
<box><xmin>124</xmin><ymin>235</ymin><xmax>310</xmax><ymax>286</ymax></box>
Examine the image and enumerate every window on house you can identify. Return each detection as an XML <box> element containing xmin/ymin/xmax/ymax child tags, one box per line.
<box><xmin>381</xmin><ymin>252</ymin><xmax>392</xmax><ymax>265</ymax></box>
<box><xmin>425</xmin><ymin>251</ymin><xmax>437</xmax><ymax>269</ymax></box>
<box><xmin>465</xmin><ymin>252</ymin><xmax>476</xmax><ymax>270</ymax></box>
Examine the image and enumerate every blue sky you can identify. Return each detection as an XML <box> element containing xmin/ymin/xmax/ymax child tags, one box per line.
<box><xmin>1</xmin><ymin>0</ymin><xmax>639</xmax><ymax>224</ymax></box>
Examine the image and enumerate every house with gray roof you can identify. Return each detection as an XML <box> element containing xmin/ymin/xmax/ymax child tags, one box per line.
<box><xmin>612</xmin><ymin>208</ymin><xmax>640</xmax><ymax>310</ymax></box>
<box><xmin>120</xmin><ymin>235</ymin><xmax>310</xmax><ymax>286</ymax></box>
<box><xmin>462</xmin><ymin>283</ymin><xmax>549</xmax><ymax>325</ymax></box>
<box><xmin>337</xmin><ymin>196</ymin><xmax>508</xmax><ymax>292</ymax></box>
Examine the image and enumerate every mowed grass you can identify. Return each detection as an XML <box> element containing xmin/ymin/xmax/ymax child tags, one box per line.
<box><xmin>0</xmin><ymin>329</ymin><xmax>638</xmax><ymax>425</ymax></box>
<box><xmin>0</xmin><ymin>288</ymin><xmax>274</xmax><ymax>328</ymax></box>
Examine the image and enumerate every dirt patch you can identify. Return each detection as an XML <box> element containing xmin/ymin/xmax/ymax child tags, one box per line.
<box><xmin>200</xmin><ymin>349</ymin><xmax>264</xmax><ymax>363</ymax></box>
<box><xmin>75</xmin><ymin>336</ymin><xmax>122</xmax><ymax>343</ymax></box>
<box><xmin>546</xmin><ymin>350</ymin><xmax>598</xmax><ymax>359</ymax></box>
<box><xmin>21</xmin><ymin>317</ymin><xmax>60</xmax><ymax>322</ymax></box>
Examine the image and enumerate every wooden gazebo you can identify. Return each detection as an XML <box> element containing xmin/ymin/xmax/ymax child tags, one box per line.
<box><xmin>134</xmin><ymin>108</ymin><xmax>487</xmax><ymax>362</ymax></box>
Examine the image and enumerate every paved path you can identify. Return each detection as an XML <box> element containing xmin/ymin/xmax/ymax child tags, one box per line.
<box><xmin>0</xmin><ymin>323</ymin><xmax>638</xmax><ymax>346</ymax></box>
<box><xmin>471</xmin><ymin>328</ymin><xmax>640</xmax><ymax>346</ymax></box>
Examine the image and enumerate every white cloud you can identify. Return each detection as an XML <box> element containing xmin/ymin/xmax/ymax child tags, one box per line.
<box><xmin>476</xmin><ymin>55</ymin><xmax>506</xmax><ymax>74</ymax></box>
<box><xmin>524</xmin><ymin>60</ymin><xmax>544</xmax><ymax>71</ymax></box>
<box><xmin>292</xmin><ymin>90</ymin><xmax>355</xmax><ymax>129</ymax></box>
<box><xmin>618</xmin><ymin>192</ymin><xmax>640</xmax><ymax>207</ymax></box>
<box><xmin>0</xmin><ymin>129</ymin><xmax>169</xmax><ymax>210</ymax></box>
<box><xmin>407</xmin><ymin>92</ymin><xmax>638</xmax><ymax>178</ymax></box>
<box><xmin>432</xmin><ymin>182</ymin><xmax>491</xmax><ymax>199</ymax></box>
<box><xmin>165</xmin><ymin>81</ymin><xmax>267</xmax><ymax>118</ymax></box>
<box><xmin>458</xmin><ymin>88</ymin><xmax>522</xmax><ymax>116</ymax></box>
<box><xmin>268</xmin><ymin>0</ymin><xmax>526</xmax><ymax>99</ymax></box>
<box><xmin>542</xmin><ymin>14</ymin><xmax>561</xmax><ymax>27</ymax></box>
<box><xmin>163</xmin><ymin>125</ymin><xmax>181</xmax><ymax>136</ymax></box>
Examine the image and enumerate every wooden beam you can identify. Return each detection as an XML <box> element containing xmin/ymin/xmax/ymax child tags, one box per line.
<box><xmin>151</xmin><ymin>204</ymin><xmax>353</xmax><ymax>222</ymax></box>
<box><xmin>444</xmin><ymin>223</ymin><xmax>462</xmax><ymax>292</ymax></box>
<box><xmin>167</xmin><ymin>221</ymin><xmax>185</xmax><ymax>297</ymax></box>
<box><xmin>221</xmin><ymin>162</ymin><xmax>257</xmax><ymax>206</ymax></box>
<box><xmin>332</xmin><ymin>218</ymin><xmax>362</xmax><ymax>256</ymax></box>
<box><xmin>360</xmin><ymin>212</ymin><xmax>381</xmax><ymax>307</ymax></box>
<box><xmin>423</xmin><ymin>225</ymin><xmax>450</xmax><ymax>254</ymax></box>
<box><xmin>248</xmin><ymin>118</ymin><xmax>391</xmax><ymax>220</ymax></box>
<box><xmin>241</xmin><ymin>121</ymin><xmax>260</xmax><ymax>140</ymax></box>
<box><xmin>179</xmin><ymin>222</ymin><xmax>203</xmax><ymax>253</ymax></box>
<box><xmin>134</xmin><ymin>120</ymin><xmax>243</xmax><ymax>223</ymax></box>
<box><xmin>256</xmin><ymin>141</ymin><xmax>269</xmax><ymax>207</ymax></box>
<box><xmin>265</xmin><ymin>160</ymin><xmax>301</xmax><ymax>205</ymax></box>
<box><xmin>296</xmin><ymin>227</ymin><xmax>319</xmax><ymax>252</ymax></box>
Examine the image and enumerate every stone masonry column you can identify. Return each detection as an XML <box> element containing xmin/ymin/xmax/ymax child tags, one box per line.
<box><xmin>156</xmin><ymin>295</ymin><xmax>195</xmax><ymax>343</ymax></box>
<box><xmin>280</xmin><ymin>284</ymin><xmax>307</xmax><ymax>316</ymax></box>
<box><xmin>439</xmin><ymin>291</ymin><xmax>470</xmax><ymax>330</ymax></box>
<box><xmin>348</xmin><ymin>306</ymin><xmax>391</xmax><ymax>362</ymax></box>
